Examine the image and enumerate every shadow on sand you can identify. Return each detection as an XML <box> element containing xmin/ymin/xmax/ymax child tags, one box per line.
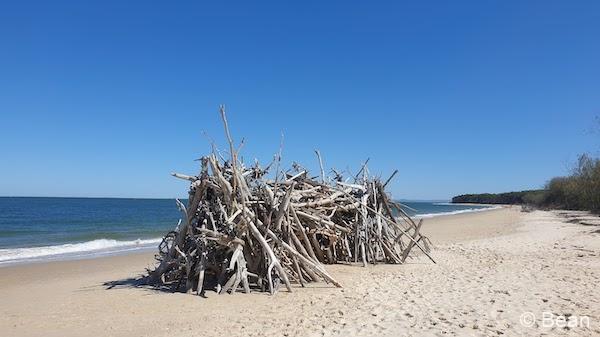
<box><xmin>102</xmin><ymin>275</ymin><xmax>157</xmax><ymax>290</ymax></box>
<box><xmin>102</xmin><ymin>275</ymin><xmax>210</xmax><ymax>297</ymax></box>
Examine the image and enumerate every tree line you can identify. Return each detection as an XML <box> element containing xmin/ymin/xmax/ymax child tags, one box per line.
<box><xmin>452</xmin><ymin>154</ymin><xmax>600</xmax><ymax>214</ymax></box>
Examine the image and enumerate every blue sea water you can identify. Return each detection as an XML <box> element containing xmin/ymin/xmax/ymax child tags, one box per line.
<box><xmin>0</xmin><ymin>197</ymin><xmax>494</xmax><ymax>265</ymax></box>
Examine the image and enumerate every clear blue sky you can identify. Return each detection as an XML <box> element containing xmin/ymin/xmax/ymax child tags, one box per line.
<box><xmin>1</xmin><ymin>1</ymin><xmax>598</xmax><ymax>200</ymax></box>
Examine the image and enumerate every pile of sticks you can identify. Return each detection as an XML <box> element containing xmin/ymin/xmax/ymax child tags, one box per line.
<box><xmin>148</xmin><ymin>107</ymin><xmax>434</xmax><ymax>295</ymax></box>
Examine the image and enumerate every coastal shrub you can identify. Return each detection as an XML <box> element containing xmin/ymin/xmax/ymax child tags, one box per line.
<box><xmin>548</xmin><ymin>154</ymin><xmax>600</xmax><ymax>212</ymax></box>
<box><xmin>521</xmin><ymin>190</ymin><xmax>548</xmax><ymax>206</ymax></box>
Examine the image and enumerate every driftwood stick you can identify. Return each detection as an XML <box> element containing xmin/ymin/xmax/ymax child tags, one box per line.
<box><xmin>353</xmin><ymin>158</ymin><xmax>370</xmax><ymax>181</ymax></box>
<box><xmin>290</xmin><ymin>236</ymin><xmax>320</xmax><ymax>281</ymax></box>
<box><xmin>219</xmin><ymin>105</ymin><xmax>238</xmax><ymax>195</ymax></box>
<box><xmin>245</xmin><ymin>217</ymin><xmax>293</xmax><ymax>293</ymax></box>
<box><xmin>265</xmin><ymin>229</ymin><xmax>342</xmax><ymax>287</ymax></box>
<box><xmin>290</xmin><ymin>206</ymin><xmax>320</xmax><ymax>263</ymax></box>
<box><xmin>274</xmin><ymin>183</ymin><xmax>295</xmax><ymax>231</ymax></box>
<box><xmin>382</xmin><ymin>169</ymin><xmax>399</xmax><ymax>188</ymax></box>
<box><xmin>309</xmin><ymin>232</ymin><xmax>325</xmax><ymax>263</ymax></box>
<box><xmin>171</xmin><ymin>172</ymin><xmax>197</xmax><ymax>181</ymax></box>
<box><xmin>401</xmin><ymin>219</ymin><xmax>423</xmax><ymax>262</ymax></box>
<box><xmin>315</xmin><ymin>150</ymin><xmax>326</xmax><ymax>183</ymax></box>
<box><xmin>295</xmin><ymin>210</ymin><xmax>351</xmax><ymax>233</ymax></box>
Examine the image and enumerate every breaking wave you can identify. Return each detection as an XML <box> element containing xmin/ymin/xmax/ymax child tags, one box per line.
<box><xmin>0</xmin><ymin>238</ymin><xmax>161</xmax><ymax>265</ymax></box>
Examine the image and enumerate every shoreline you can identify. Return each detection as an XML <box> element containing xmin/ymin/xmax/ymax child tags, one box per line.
<box><xmin>0</xmin><ymin>204</ymin><xmax>503</xmax><ymax>268</ymax></box>
<box><xmin>0</xmin><ymin>207</ymin><xmax>517</xmax><ymax>284</ymax></box>
<box><xmin>445</xmin><ymin>202</ymin><xmax>506</xmax><ymax>206</ymax></box>
<box><xmin>415</xmin><ymin>204</ymin><xmax>503</xmax><ymax>219</ymax></box>
<box><xmin>0</xmin><ymin>207</ymin><xmax>519</xmax><ymax>292</ymax></box>
<box><xmin>2</xmin><ymin>207</ymin><xmax>598</xmax><ymax>336</ymax></box>
<box><xmin>0</xmin><ymin>243</ymin><xmax>158</xmax><ymax>268</ymax></box>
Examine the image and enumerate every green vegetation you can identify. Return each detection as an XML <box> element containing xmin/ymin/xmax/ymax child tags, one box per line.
<box><xmin>543</xmin><ymin>154</ymin><xmax>600</xmax><ymax>212</ymax></box>
<box><xmin>452</xmin><ymin>154</ymin><xmax>600</xmax><ymax>213</ymax></box>
<box><xmin>452</xmin><ymin>190</ymin><xmax>545</xmax><ymax>205</ymax></box>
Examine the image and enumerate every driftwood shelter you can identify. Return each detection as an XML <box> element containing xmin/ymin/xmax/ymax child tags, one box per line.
<box><xmin>148</xmin><ymin>106</ymin><xmax>434</xmax><ymax>295</ymax></box>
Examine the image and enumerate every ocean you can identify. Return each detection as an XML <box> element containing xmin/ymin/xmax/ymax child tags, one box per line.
<box><xmin>0</xmin><ymin>197</ymin><xmax>495</xmax><ymax>265</ymax></box>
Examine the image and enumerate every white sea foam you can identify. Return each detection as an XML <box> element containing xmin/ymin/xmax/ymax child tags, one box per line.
<box><xmin>0</xmin><ymin>238</ymin><xmax>162</xmax><ymax>266</ymax></box>
<box><xmin>415</xmin><ymin>205</ymin><xmax>501</xmax><ymax>219</ymax></box>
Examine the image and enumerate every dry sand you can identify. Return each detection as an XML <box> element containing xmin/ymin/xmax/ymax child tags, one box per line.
<box><xmin>1</xmin><ymin>207</ymin><xmax>599</xmax><ymax>337</ymax></box>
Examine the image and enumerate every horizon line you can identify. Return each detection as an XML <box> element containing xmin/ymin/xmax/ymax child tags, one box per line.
<box><xmin>0</xmin><ymin>195</ymin><xmax>451</xmax><ymax>202</ymax></box>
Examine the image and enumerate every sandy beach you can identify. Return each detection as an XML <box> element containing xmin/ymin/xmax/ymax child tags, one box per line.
<box><xmin>1</xmin><ymin>207</ymin><xmax>599</xmax><ymax>337</ymax></box>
